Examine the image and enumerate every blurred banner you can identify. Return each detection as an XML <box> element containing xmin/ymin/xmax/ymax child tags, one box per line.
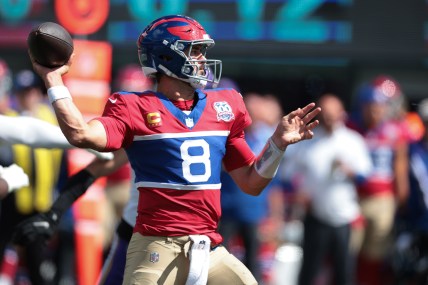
<box><xmin>55</xmin><ymin>0</ymin><xmax>109</xmax><ymax>35</ymax></box>
<box><xmin>65</xmin><ymin>39</ymin><xmax>112</xmax><ymax>285</ymax></box>
<box><xmin>0</xmin><ymin>0</ymin><xmax>426</xmax><ymax>60</ymax></box>
<box><xmin>64</xmin><ymin>39</ymin><xmax>112</xmax><ymax>116</ymax></box>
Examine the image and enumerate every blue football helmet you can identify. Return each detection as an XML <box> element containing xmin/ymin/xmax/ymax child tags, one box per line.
<box><xmin>137</xmin><ymin>15</ymin><xmax>222</xmax><ymax>89</ymax></box>
<box><xmin>357</xmin><ymin>75</ymin><xmax>401</xmax><ymax>105</ymax></box>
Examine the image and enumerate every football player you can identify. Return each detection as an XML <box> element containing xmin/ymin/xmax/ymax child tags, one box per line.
<box><xmin>29</xmin><ymin>15</ymin><xmax>321</xmax><ymax>285</ymax></box>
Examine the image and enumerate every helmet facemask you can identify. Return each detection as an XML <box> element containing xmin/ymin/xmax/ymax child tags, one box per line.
<box><xmin>176</xmin><ymin>40</ymin><xmax>222</xmax><ymax>89</ymax></box>
<box><xmin>138</xmin><ymin>39</ymin><xmax>222</xmax><ymax>90</ymax></box>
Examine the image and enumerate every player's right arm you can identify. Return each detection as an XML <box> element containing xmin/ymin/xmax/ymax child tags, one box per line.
<box><xmin>30</xmin><ymin>53</ymin><xmax>109</xmax><ymax>151</ymax></box>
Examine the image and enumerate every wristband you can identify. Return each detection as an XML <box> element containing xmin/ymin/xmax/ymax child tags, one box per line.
<box><xmin>47</xmin><ymin>85</ymin><xmax>72</xmax><ymax>104</ymax></box>
<box><xmin>254</xmin><ymin>137</ymin><xmax>285</xmax><ymax>179</ymax></box>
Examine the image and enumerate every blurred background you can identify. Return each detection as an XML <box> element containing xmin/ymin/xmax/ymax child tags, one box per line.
<box><xmin>0</xmin><ymin>0</ymin><xmax>427</xmax><ymax>110</ymax></box>
<box><xmin>1</xmin><ymin>1</ymin><xmax>428</xmax><ymax>285</ymax></box>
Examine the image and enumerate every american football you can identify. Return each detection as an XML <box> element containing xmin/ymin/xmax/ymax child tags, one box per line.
<box><xmin>27</xmin><ymin>22</ymin><xmax>73</xmax><ymax>68</ymax></box>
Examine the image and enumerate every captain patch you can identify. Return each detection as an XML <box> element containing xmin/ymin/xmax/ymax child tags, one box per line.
<box><xmin>146</xmin><ymin>112</ymin><xmax>162</xmax><ymax>127</ymax></box>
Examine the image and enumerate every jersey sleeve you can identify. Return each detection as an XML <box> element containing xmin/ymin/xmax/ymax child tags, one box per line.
<box><xmin>223</xmin><ymin>130</ymin><xmax>255</xmax><ymax>171</ymax></box>
<box><xmin>223</xmin><ymin>90</ymin><xmax>255</xmax><ymax>171</ymax></box>
<box><xmin>230</xmin><ymin>91</ymin><xmax>252</xmax><ymax>138</ymax></box>
<box><xmin>93</xmin><ymin>93</ymin><xmax>134</xmax><ymax>151</ymax></box>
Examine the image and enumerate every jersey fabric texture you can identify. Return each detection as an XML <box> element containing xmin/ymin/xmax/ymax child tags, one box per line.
<box><xmin>96</xmin><ymin>88</ymin><xmax>254</xmax><ymax>245</ymax></box>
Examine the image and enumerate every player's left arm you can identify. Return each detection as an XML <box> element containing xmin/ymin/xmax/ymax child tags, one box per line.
<box><xmin>229</xmin><ymin>103</ymin><xmax>320</xmax><ymax>196</ymax></box>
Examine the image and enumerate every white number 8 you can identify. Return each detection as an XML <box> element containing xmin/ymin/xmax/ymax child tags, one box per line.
<box><xmin>181</xmin><ymin>139</ymin><xmax>211</xmax><ymax>182</ymax></box>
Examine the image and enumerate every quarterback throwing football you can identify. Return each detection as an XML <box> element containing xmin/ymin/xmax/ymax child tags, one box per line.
<box><xmin>29</xmin><ymin>15</ymin><xmax>320</xmax><ymax>285</ymax></box>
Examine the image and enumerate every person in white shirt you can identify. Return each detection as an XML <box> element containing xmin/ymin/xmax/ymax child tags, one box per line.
<box><xmin>281</xmin><ymin>94</ymin><xmax>372</xmax><ymax>285</ymax></box>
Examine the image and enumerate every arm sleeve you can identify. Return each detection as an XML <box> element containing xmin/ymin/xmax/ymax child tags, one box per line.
<box><xmin>0</xmin><ymin>115</ymin><xmax>72</xmax><ymax>149</ymax></box>
<box><xmin>223</xmin><ymin>130</ymin><xmax>255</xmax><ymax>171</ymax></box>
<box><xmin>222</xmin><ymin>92</ymin><xmax>255</xmax><ymax>171</ymax></box>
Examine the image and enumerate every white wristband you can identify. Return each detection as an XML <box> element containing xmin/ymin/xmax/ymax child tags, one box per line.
<box><xmin>254</xmin><ymin>137</ymin><xmax>285</xmax><ymax>179</ymax></box>
<box><xmin>47</xmin><ymin>85</ymin><xmax>72</xmax><ymax>104</ymax></box>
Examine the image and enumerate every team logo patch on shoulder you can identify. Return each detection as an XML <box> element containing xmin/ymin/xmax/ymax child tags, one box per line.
<box><xmin>213</xmin><ymin>101</ymin><xmax>235</xmax><ymax>122</ymax></box>
<box><xmin>146</xmin><ymin>112</ymin><xmax>162</xmax><ymax>127</ymax></box>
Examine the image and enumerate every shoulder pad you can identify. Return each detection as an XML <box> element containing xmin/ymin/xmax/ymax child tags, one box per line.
<box><xmin>204</xmin><ymin>88</ymin><xmax>240</xmax><ymax>97</ymax></box>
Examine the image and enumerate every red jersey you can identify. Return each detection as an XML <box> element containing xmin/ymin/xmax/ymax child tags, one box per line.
<box><xmin>95</xmin><ymin>88</ymin><xmax>255</xmax><ymax>244</ymax></box>
<box><xmin>356</xmin><ymin>121</ymin><xmax>406</xmax><ymax>196</ymax></box>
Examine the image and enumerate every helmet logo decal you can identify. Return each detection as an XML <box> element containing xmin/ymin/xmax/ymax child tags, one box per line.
<box><xmin>213</xmin><ymin>101</ymin><xmax>235</xmax><ymax>122</ymax></box>
<box><xmin>379</xmin><ymin>79</ymin><xmax>397</xmax><ymax>98</ymax></box>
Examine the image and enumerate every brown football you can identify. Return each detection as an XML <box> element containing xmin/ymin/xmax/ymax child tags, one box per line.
<box><xmin>27</xmin><ymin>22</ymin><xmax>74</xmax><ymax>68</ymax></box>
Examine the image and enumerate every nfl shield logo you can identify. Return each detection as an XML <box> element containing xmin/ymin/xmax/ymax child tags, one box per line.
<box><xmin>149</xmin><ymin>252</ymin><xmax>159</xmax><ymax>263</ymax></box>
<box><xmin>185</xmin><ymin>117</ymin><xmax>194</xmax><ymax>128</ymax></box>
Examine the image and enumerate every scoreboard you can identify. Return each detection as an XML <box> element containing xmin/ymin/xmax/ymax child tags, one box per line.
<box><xmin>0</xmin><ymin>0</ymin><xmax>426</xmax><ymax>61</ymax></box>
<box><xmin>1</xmin><ymin>0</ymin><xmax>428</xmax><ymax>107</ymax></box>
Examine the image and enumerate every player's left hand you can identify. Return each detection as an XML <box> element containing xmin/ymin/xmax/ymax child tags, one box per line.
<box><xmin>271</xmin><ymin>102</ymin><xmax>321</xmax><ymax>150</ymax></box>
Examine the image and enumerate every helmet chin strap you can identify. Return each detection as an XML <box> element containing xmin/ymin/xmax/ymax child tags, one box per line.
<box><xmin>158</xmin><ymin>64</ymin><xmax>208</xmax><ymax>90</ymax></box>
<box><xmin>188</xmin><ymin>77</ymin><xmax>208</xmax><ymax>89</ymax></box>
<box><xmin>174</xmin><ymin>76</ymin><xmax>207</xmax><ymax>90</ymax></box>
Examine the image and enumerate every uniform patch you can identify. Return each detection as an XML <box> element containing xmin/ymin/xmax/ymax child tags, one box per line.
<box><xmin>185</xmin><ymin>117</ymin><xmax>194</xmax><ymax>128</ymax></box>
<box><xmin>149</xmin><ymin>252</ymin><xmax>159</xmax><ymax>263</ymax></box>
<box><xmin>146</xmin><ymin>112</ymin><xmax>162</xmax><ymax>127</ymax></box>
<box><xmin>213</xmin><ymin>101</ymin><xmax>234</xmax><ymax>122</ymax></box>
<box><xmin>196</xmin><ymin>240</ymin><xmax>207</xmax><ymax>250</ymax></box>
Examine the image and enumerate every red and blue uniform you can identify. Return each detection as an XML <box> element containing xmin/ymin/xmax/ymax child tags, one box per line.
<box><xmin>96</xmin><ymin>88</ymin><xmax>255</xmax><ymax>245</ymax></box>
<box><xmin>353</xmin><ymin>121</ymin><xmax>406</xmax><ymax>196</ymax></box>
<box><xmin>348</xmin><ymin>119</ymin><xmax>405</xmax><ymax>197</ymax></box>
